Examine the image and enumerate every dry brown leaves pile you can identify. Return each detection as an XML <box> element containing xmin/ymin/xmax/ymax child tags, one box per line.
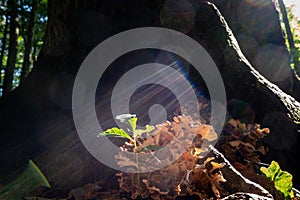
<box><xmin>217</xmin><ymin>119</ymin><xmax>270</xmax><ymax>174</ymax></box>
<box><xmin>178</xmin><ymin>157</ymin><xmax>227</xmax><ymax>199</ymax></box>
<box><xmin>116</xmin><ymin>115</ymin><xmax>227</xmax><ymax>199</ymax></box>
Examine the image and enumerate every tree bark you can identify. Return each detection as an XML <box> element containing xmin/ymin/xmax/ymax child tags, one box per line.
<box><xmin>3</xmin><ymin>0</ymin><xmax>18</xmax><ymax>95</ymax></box>
<box><xmin>20</xmin><ymin>0</ymin><xmax>37</xmax><ymax>84</ymax></box>
<box><xmin>192</xmin><ymin>2</ymin><xmax>300</xmax><ymax>124</ymax></box>
<box><xmin>0</xmin><ymin>0</ymin><xmax>299</xmax><ymax>192</ymax></box>
<box><xmin>32</xmin><ymin>39</ymin><xmax>37</xmax><ymax>64</ymax></box>
<box><xmin>216</xmin><ymin>0</ymin><xmax>300</xmax><ymax>100</ymax></box>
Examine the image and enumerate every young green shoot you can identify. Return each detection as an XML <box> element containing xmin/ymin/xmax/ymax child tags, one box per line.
<box><xmin>98</xmin><ymin>114</ymin><xmax>154</xmax><ymax>153</ymax></box>
<box><xmin>98</xmin><ymin>114</ymin><xmax>155</xmax><ymax>196</ymax></box>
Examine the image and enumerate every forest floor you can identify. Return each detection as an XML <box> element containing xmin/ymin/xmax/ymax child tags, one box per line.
<box><xmin>26</xmin><ymin>111</ymin><xmax>300</xmax><ymax>200</ymax></box>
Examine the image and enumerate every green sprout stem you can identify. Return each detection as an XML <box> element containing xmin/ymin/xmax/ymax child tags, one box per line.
<box><xmin>131</xmin><ymin>126</ymin><xmax>140</xmax><ymax>192</ymax></box>
<box><xmin>98</xmin><ymin>114</ymin><xmax>154</xmax><ymax>197</ymax></box>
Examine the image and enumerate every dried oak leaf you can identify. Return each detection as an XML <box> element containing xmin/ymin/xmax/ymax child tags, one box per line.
<box><xmin>179</xmin><ymin>157</ymin><xmax>227</xmax><ymax>199</ymax></box>
<box><xmin>219</xmin><ymin>119</ymin><xmax>270</xmax><ymax>163</ymax></box>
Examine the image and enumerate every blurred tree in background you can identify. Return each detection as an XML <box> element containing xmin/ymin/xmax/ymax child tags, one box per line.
<box><xmin>0</xmin><ymin>0</ymin><xmax>47</xmax><ymax>96</ymax></box>
<box><xmin>279</xmin><ymin>0</ymin><xmax>300</xmax><ymax>77</ymax></box>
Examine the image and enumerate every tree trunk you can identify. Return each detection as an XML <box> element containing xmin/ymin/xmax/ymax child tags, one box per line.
<box><xmin>32</xmin><ymin>39</ymin><xmax>37</xmax><ymax>65</ymax></box>
<box><xmin>278</xmin><ymin>0</ymin><xmax>298</xmax><ymax>61</ymax></box>
<box><xmin>211</xmin><ymin>0</ymin><xmax>300</xmax><ymax>100</ymax></box>
<box><xmin>278</xmin><ymin>0</ymin><xmax>300</xmax><ymax>76</ymax></box>
<box><xmin>2</xmin><ymin>0</ymin><xmax>18</xmax><ymax>95</ymax></box>
<box><xmin>0</xmin><ymin>0</ymin><xmax>299</xmax><ymax>193</ymax></box>
<box><xmin>20</xmin><ymin>0</ymin><xmax>37</xmax><ymax>84</ymax></box>
<box><xmin>0</xmin><ymin>13</ymin><xmax>9</xmax><ymax>90</ymax></box>
<box><xmin>194</xmin><ymin>2</ymin><xmax>300</xmax><ymax>122</ymax></box>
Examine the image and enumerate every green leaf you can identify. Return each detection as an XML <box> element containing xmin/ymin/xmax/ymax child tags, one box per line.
<box><xmin>98</xmin><ymin>127</ymin><xmax>132</xmax><ymax>141</ymax></box>
<box><xmin>274</xmin><ymin>171</ymin><xmax>293</xmax><ymax>198</ymax></box>
<box><xmin>128</xmin><ymin>117</ymin><xmax>137</xmax><ymax>132</ymax></box>
<box><xmin>289</xmin><ymin>190</ymin><xmax>295</xmax><ymax>199</ymax></box>
<box><xmin>270</xmin><ymin>161</ymin><xmax>282</xmax><ymax>181</ymax></box>
<box><xmin>260</xmin><ymin>166</ymin><xmax>271</xmax><ymax>179</ymax></box>
<box><xmin>260</xmin><ymin>161</ymin><xmax>281</xmax><ymax>181</ymax></box>
<box><xmin>135</xmin><ymin>125</ymin><xmax>154</xmax><ymax>136</ymax></box>
<box><xmin>0</xmin><ymin>160</ymin><xmax>50</xmax><ymax>200</ymax></box>
<box><xmin>260</xmin><ymin>161</ymin><xmax>294</xmax><ymax>199</ymax></box>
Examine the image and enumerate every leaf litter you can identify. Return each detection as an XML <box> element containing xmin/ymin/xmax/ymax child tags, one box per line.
<box><xmin>27</xmin><ymin>105</ymin><xmax>300</xmax><ymax>200</ymax></box>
